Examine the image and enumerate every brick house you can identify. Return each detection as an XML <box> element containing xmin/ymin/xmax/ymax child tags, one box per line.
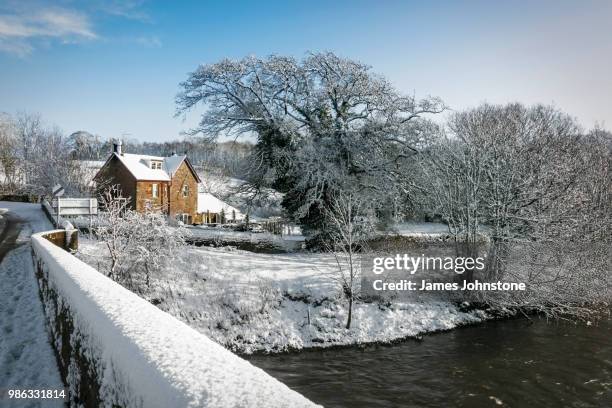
<box><xmin>94</xmin><ymin>142</ymin><xmax>201</xmax><ymax>224</ymax></box>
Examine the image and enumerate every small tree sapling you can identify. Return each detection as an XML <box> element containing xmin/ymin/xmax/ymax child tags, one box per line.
<box><xmin>324</xmin><ymin>189</ymin><xmax>374</xmax><ymax>329</ymax></box>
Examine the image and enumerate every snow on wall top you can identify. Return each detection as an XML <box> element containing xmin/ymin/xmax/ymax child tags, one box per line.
<box><xmin>31</xmin><ymin>232</ymin><xmax>319</xmax><ymax>408</ymax></box>
<box><xmin>197</xmin><ymin>191</ymin><xmax>244</xmax><ymax>219</ymax></box>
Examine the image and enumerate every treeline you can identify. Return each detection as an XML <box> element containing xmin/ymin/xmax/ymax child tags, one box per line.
<box><xmin>0</xmin><ymin>113</ymin><xmax>253</xmax><ymax>195</ymax></box>
<box><xmin>0</xmin><ymin>112</ymin><xmax>91</xmax><ymax>196</ymax></box>
<box><xmin>67</xmin><ymin>130</ymin><xmax>253</xmax><ymax>178</ymax></box>
<box><xmin>116</xmin><ymin>138</ymin><xmax>252</xmax><ymax>177</ymax></box>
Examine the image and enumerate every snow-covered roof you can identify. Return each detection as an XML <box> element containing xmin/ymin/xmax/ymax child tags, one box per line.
<box><xmin>198</xmin><ymin>192</ymin><xmax>244</xmax><ymax>219</ymax></box>
<box><xmin>115</xmin><ymin>153</ymin><xmax>170</xmax><ymax>181</ymax></box>
<box><xmin>81</xmin><ymin>160</ymin><xmax>106</xmax><ymax>169</ymax></box>
<box><xmin>163</xmin><ymin>154</ymin><xmax>185</xmax><ymax>175</ymax></box>
<box><xmin>113</xmin><ymin>153</ymin><xmax>190</xmax><ymax>182</ymax></box>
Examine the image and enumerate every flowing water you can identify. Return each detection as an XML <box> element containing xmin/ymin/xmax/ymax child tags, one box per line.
<box><xmin>248</xmin><ymin>317</ymin><xmax>611</xmax><ymax>407</ymax></box>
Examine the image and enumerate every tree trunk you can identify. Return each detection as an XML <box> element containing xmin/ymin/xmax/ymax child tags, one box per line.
<box><xmin>346</xmin><ymin>295</ymin><xmax>353</xmax><ymax>329</ymax></box>
<box><xmin>109</xmin><ymin>258</ymin><xmax>116</xmax><ymax>279</ymax></box>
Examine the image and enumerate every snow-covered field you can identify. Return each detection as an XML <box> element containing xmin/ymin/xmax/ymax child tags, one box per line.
<box><xmin>0</xmin><ymin>202</ymin><xmax>63</xmax><ymax>407</ymax></box>
<box><xmin>77</xmin><ymin>237</ymin><xmax>488</xmax><ymax>354</ymax></box>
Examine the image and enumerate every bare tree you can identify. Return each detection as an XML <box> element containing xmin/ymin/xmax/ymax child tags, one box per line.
<box><xmin>0</xmin><ymin>112</ymin><xmax>95</xmax><ymax>196</ymax></box>
<box><xmin>15</xmin><ymin>112</ymin><xmax>44</xmax><ymax>187</ymax></box>
<box><xmin>124</xmin><ymin>210</ymin><xmax>187</xmax><ymax>289</ymax></box>
<box><xmin>325</xmin><ymin>189</ymin><xmax>374</xmax><ymax>329</ymax></box>
<box><xmin>176</xmin><ymin>52</ymin><xmax>445</xmax><ymax>235</ymax></box>
<box><xmin>95</xmin><ymin>186</ymin><xmax>133</xmax><ymax>279</ymax></box>
<box><xmin>419</xmin><ymin>103</ymin><xmax>611</xmax><ymax>319</ymax></box>
<box><xmin>0</xmin><ymin>114</ymin><xmax>18</xmax><ymax>191</ymax></box>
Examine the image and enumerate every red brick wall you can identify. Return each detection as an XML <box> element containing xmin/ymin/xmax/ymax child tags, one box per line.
<box><xmin>94</xmin><ymin>156</ymin><xmax>137</xmax><ymax>208</ymax></box>
<box><xmin>168</xmin><ymin>161</ymin><xmax>198</xmax><ymax>222</ymax></box>
<box><xmin>135</xmin><ymin>181</ymin><xmax>169</xmax><ymax>213</ymax></box>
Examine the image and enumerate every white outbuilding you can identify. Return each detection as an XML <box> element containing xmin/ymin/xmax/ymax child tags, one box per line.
<box><xmin>197</xmin><ymin>191</ymin><xmax>244</xmax><ymax>223</ymax></box>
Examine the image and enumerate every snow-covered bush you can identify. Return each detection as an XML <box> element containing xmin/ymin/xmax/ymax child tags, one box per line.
<box><xmin>94</xmin><ymin>186</ymin><xmax>187</xmax><ymax>291</ymax></box>
<box><xmin>256</xmin><ymin>278</ymin><xmax>281</xmax><ymax>314</ymax></box>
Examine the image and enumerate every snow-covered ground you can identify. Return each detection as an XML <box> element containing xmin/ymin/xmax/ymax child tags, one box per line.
<box><xmin>33</xmin><ymin>230</ymin><xmax>318</xmax><ymax>408</ymax></box>
<box><xmin>78</xmin><ymin>237</ymin><xmax>488</xmax><ymax>354</ymax></box>
<box><xmin>0</xmin><ymin>202</ymin><xmax>63</xmax><ymax>407</ymax></box>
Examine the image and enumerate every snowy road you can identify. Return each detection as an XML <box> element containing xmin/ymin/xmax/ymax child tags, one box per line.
<box><xmin>0</xmin><ymin>202</ymin><xmax>64</xmax><ymax>407</ymax></box>
<box><xmin>0</xmin><ymin>211</ymin><xmax>22</xmax><ymax>262</ymax></box>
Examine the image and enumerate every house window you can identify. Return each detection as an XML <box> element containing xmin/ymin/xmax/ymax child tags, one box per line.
<box><xmin>152</xmin><ymin>183</ymin><xmax>158</xmax><ymax>198</ymax></box>
<box><xmin>177</xmin><ymin>213</ymin><xmax>191</xmax><ymax>225</ymax></box>
<box><xmin>151</xmin><ymin>161</ymin><xmax>162</xmax><ymax>170</ymax></box>
<box><xmin>182</xmin><ymin>184</ymin><xmax>189</xmax><ymax>197</ymax></box>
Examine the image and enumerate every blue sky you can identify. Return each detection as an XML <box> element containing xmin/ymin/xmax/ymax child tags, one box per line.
<box><xmin>1</xmin><ymin>0</ymin><xmax>611</xmax><ymax>142</ymax></box>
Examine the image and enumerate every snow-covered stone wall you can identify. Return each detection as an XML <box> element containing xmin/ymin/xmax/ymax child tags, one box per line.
<box><xmin>32</xmin><ymin>230</ymin><xmax>319</xmax><ymax>408</ymax></box>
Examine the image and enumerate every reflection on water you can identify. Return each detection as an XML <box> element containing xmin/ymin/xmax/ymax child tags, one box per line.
<box><xmin>248</xmin><ymin>317</ymin><xmax>612</xmax><ymax>407</ymax></box>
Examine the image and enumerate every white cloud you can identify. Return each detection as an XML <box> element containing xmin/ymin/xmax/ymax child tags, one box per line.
<box><xmin>0</xmin><ymin>7</ymin><xmax>97</xmax><ymax>56</ymax></box>
<box><xmin>37</xmin><ymin>9</ymin><xmax>97</xmax><ymax>38</ymax></box>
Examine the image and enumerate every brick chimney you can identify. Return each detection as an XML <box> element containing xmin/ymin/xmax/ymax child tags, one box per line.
<box><xmin>113</xmin><ymin>140</ymin><xmax>123</xmax><ymax>155</ymax></box>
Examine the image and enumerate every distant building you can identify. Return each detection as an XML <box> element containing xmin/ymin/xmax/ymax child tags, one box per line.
<box><xmin>94</xmin><ymin>141</ymin><xmax>201</xmax><ymax>224</ymax></box>
<box><xmin>80</xmin><ymin>160</ymin><xmax>106</xmax><ymax>189</ymax></box>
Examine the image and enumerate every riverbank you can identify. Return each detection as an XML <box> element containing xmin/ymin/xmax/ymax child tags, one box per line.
<box><xmin>76</xmin><ymin>239</ymin><xmax>500</xmax><ymax>354</ymax></box>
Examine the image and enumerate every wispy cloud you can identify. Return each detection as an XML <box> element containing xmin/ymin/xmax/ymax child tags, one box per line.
<box><xmin>135</xmin><ymin>35</ymin><xmax>162</xmax><ymax>48</ymax></box>
<box><xmin>0</xmin><ymin>7</ymin><xmax>97</xmax><ymax>56</ymax></box>
<box><xmin>97</xmin><ymin>0</ymin><xmax>150</xmax><ymax>22</ymax></box>
<box><xmin>0</xmin><ymin>38</ymin><xmax>32</xmax><ymax>57</ymax></box>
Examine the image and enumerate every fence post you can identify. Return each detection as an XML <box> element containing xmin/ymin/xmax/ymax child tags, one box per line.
<box><xmin>56</xmin><ymin>197</ymin><xmax>61</xmax><ymax>227</ymax></box>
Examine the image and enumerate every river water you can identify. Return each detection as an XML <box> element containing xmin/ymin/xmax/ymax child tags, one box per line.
<box><xmin>248</xmin><ymin>317</ymin><xmax>611</xmax><ymax>407</ymax></box>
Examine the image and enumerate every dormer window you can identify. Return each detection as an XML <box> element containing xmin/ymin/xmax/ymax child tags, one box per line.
<box><xmin>151</xmin><ymin>160</ymin><xmax>163</xmax><ymax>170</ymax></box>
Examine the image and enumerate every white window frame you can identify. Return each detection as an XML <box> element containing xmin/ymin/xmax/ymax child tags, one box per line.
<box><xmin>178</xmin><ymin>213</ymin><xmax>191</xmax><ymax>224</ymax></box>
<box><xmin>151</xmin><ymin>161</ymin><xmax>162</xmax><ymax>170</ymax></box>
<box><xmin>152</xmin><ymin>183</ymin><xmax>158</xmax><ymax>198</ymax></box>
<box><xmin>182</xmin><ymin>184</ymin><xmax>189</xmax><ymax>197</ymax></box>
